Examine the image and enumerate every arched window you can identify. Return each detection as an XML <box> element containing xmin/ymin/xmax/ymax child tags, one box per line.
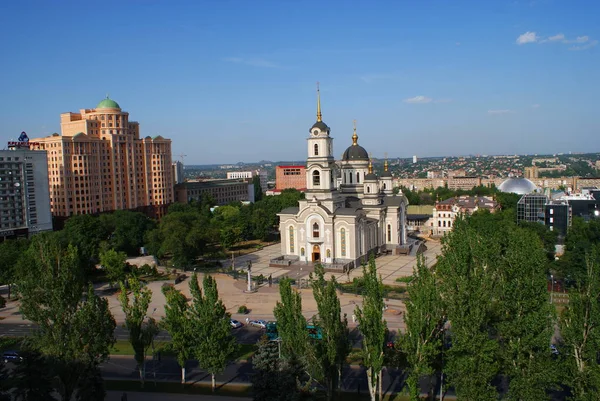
<box><xmin>301</xmin><ymin>247</ymin><xmax>305</xmax><ymax>256</ymax></box>
<box><xmin>387</xmin><ymin>224</ymin><xmax>391</xmax><ymax>242</ymax></box>
<box><xmin>289</xmin><ymin>226</ymin><xmax>295</xmax><ymax>253</ymax></box>
<box><xmin>356</xmin><ymin>172</ymin><xmax>360</xmax><ymax>183</ymax></box>
<box><xmin>443</xmin><ymin>221</ymin><xmax>447</xmax><ymax>227</ymax></box>
<box><xmin>314</xmin><ymin>143</ymin><xmax>319</xmax><ymax>156</ymax></box>
<box><xmin>383</xmin><ymin>183</ymin><xmax>387</xmax><ymax>190</ymax></box>
<box><xmin>313</xmin><ymin>170</ymin><xmax>320</xmax><ymax>186</ymax></box>
<box><xmin>367</xmin><ymin>186</ymin><xmax>371</xmax><ymax>193</ymax></box>
<box><xmin>349</xmin><ymin>172</ymin><xmax>352</xmax><ymax>184</ymax></box>
<box><xmin>313</xmin><ymin>222</ymin><xmax>320</xmax><ymax>238</ymax></box>
<box><xmin>326</xmin><ymin>249</ymin><xmax>331</xmax><ymax>258</ymax></box>
<box><xmin>341</xmin><ymin>228</ymin><xmax>346</xmax><ymax>257</ymax></box>
<box><xmin>438</xmin><ymin>221</ymin><xmax>441</xmax><ymax>227</ymax></box>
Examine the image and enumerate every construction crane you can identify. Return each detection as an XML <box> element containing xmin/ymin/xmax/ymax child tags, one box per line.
<box><xmin>177</xmin><ymin>153</ymin><xmax>187</xmax><ymax>164</ymax></box>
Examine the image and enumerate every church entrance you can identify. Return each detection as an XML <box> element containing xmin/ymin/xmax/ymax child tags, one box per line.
<box><xmin>312</xmin><ymin>244</ymin><xmax>321</xmax><ymax>262</ymax></box>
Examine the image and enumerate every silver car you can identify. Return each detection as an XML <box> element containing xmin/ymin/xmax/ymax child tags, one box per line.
<box><xmin>249</xmin><ymin>320</ymin><xmax>267</xmax><ymax>329</ymax></box>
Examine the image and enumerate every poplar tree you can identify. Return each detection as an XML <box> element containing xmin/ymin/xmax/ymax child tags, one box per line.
<box><xmin>310</xmin><ymin>264</ymin><xmax>350</xmax><ymax>401</ymax></box>
<box><xmin>119</xmin><ymin>276</ymin><xmax>158</xmax><ymax>387</ymax></box>
<box><xmin>274</xmin><ymin>277</ymin><xmax>309</xmax><ymax>361</ymax></box>
<box><xmin>559</xmin><ymin>248</ymin><xmax>600</xmax><ymax>399</ymax></box>
<box><xmin>435</xmin><ymin>217</ymin><xmax>500</xmax><ymax>401</ymax></box>
<box><xmin>354</xmin><ymin>255</ymin><xmax>386</xmax><ymax>401</ymax></box>
<box><xmin>398</xmin><ymin>255</ymin><xmax>444</xmax><ymax>401</ymax></box>
<box><xmin>160</xmin><ymin>286</ymin><xmax>192</xmax><ymax>384</ymax></box>
<box><xmin>189</xmin><ymin>273</ymin><xmax>238</xmax><ymax>392</ymax></box>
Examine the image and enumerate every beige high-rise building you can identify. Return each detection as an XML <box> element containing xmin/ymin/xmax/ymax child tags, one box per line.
<box><xmin>31</xmin><ymin>97</ymin><xmax>174</xmax><ymax>217</ymax></box>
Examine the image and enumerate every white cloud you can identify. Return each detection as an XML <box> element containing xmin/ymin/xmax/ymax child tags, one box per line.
<box><xmin>224</xmin><ymin>57</ymin><xmax>279</xmax><ymax>68</ymax></box>
<box><xmin>516</xmin><ymin>31</ymin><xmax>539</xmax><ymax>44</ymax></box>
<box><xmin>404</xmin><ymin>96</ymin><xmax>432</xmax><ymax>104</ymax></box>
<box><xmin>488</xmin><ymin>109</ymin><xmax>514</xmax><ymax>115</ymax></box>
<box><xmin>570</xmin><ymin>40</ymin><xmax>598</xmax><ymax>51</ymax></box>
<box><xmin>548</xmin><ymin>33</ymin><xmax>565</xmax><ymax>41</ymax></box>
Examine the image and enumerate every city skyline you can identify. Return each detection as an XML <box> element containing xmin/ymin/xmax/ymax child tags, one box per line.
<box><xmin>1</xmin><ymin>0</ymin><xmax>599</xmax><ymax>164</ymax></box>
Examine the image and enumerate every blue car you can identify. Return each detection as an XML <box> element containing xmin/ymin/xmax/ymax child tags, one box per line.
<box><xmin>2</xmin><ymin>350</ymin><xmax>23</xmax><ymax>363</ymax></box>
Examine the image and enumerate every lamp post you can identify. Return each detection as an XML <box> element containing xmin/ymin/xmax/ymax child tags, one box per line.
<box><xmin>550</xmin><ymin>274</ymin><xmax>554</xmax><ymax>305</ymax></box>
<box><xmin>246</xmin><ymin>261</ymin><xmax>252</xmax><ymax>292</ymax></box>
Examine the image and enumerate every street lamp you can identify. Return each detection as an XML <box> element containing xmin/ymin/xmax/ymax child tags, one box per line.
<box><xmin>550</xmin><ymin>274</ymin><xmax>554</xmax><ymax>305</ymax></box>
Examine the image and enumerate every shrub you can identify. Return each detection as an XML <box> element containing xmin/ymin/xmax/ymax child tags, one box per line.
<box><xmin>238</xmin><ymin>305</ymin><xmax>249</xmax><ymax>314</ymax></box>
<box><xmin>395</xmin><ymin>276</ymin><xmax>414</xmax><ymax>284</ymax></box>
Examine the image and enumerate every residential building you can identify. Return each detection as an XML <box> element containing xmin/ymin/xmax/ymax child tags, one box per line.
<box><xmin>30</xmin><ymin>97</ymin><xmax>174</xmax><ymax>217</ymax></box>
<box><xmin>432</xmin><ymin>196</ymin><xmax>499</xmax><ymax>236</ymax></box>
<box><xmin>447</xmin><ymin>176</ymin><xmax>481</xmax><ymax>190</ymax></box>
<box><xmin>0</xmin><ymin>146</ymin><xmax>53</xmax><ymax>239</ymax></box>
<box><xmin>227</xmin><ymin>170</ymin><xmax>267</xmax><ymax>192</ymax></box>
<box><xmin>545</xmin><ymin>201</ymin><xmax>570</xmax><ymax>235</ymax></box>
<box><xmin>406</xmin><ymin>205</ymin><xmax>435</xmax><ymax>232</ymax></box>
<box><xmin>172</xmin><ymin>161</ymin><xmax>185</xmax><ymax>184</ymax></box>
<box><xmin>275</xmin><ymin>165</ymin><xmax>306</xmax><ymax>192</ymax></box>
<box><xmin>174</xmin><ymin>178</ymin><xmax>255</xmax><ymax>205</ymax></box>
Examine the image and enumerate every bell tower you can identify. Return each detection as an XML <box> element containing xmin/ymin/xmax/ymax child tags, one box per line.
<box><xmin>305</xmin><ymin>83</ymin><xmax>339</xmax><ymax>207</ymax></box>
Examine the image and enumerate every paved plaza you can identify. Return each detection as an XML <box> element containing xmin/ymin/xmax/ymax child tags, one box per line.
<box><xmin>0</xmin><ymin>240</ymin><xmax>442</xmax><ymax>334</ymax></box>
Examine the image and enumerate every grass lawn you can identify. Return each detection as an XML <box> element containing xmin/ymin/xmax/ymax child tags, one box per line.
<box><xmin>110</xmin><ymin>340</ymin><xmax>257</xmax><ymax>362</ymax></box>
<box><xmin>104</xmin><ymin>379</ymin><xmax>412</xmax><ymax>400</ymax></box>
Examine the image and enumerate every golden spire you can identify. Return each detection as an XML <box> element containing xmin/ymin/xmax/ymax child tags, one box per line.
<box><xmin>316</xmin><ymin>82</ymin><xmax>322</xmax><ymax>122</ymax></box>
<box><xmin>368</xmin><ymin>153</ymin><xmax>373</xmax><ymax>174</ymax></box>
<box><xmin>352</xmin><ymin>119</ymin><xmax>358</xmax><ymax>145</ymax></box>
<box><xmin>384</xmin><ymin>152</ymin><xmax>389</xmax><ymax>172</ymax></box>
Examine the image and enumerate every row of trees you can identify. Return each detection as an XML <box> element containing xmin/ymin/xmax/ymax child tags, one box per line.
<box><xmin>145</xmin><ymin>189</ymin><xmax>304</xmax><ymax>267</ymax></box>
<box><xmin>0</xmin><ymin>230</ymin><xmax>241</xmax><ymax>398</ymax></box>
<box><xmin>399</xmin><ymin>210</ymin><xmax>600</xmax><ymax>400</ymax></box>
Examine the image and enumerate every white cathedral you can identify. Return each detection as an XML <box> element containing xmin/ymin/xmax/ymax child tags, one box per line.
<box><xmin>277</xmin><ymin>88</ymin><xmax>409</xmax><ymax>269</ymax></box>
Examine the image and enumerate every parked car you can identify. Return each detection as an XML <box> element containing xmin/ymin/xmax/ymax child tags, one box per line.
<box><xmin>2</xmin><ymin>350</ymin><xmax>23</xmax><ymax>364</ymax></box>
<box><xmin>230</xmin><ymin>319</ymin><xmax>243</xmax><ymax>329</ymax></box>
<box><xmin>249</xmin><ymin>320</ymin><xmax>267</xmax><ymax>329</ymax></box>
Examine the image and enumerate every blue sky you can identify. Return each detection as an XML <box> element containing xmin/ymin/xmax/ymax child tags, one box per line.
<box><xmin>1</xmin><ymin>0</ymin><xmax>598</xmax><ymax>164</ymax></box>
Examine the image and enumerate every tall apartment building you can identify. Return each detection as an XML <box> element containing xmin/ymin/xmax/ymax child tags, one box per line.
<box><xmin>0</xmin><ymin>147</ymin><xmax>53</xmax><ymax>238</ymax></box>
<box><xmin>172</xmin><ymin>161</ymin><xmax>185</xmax><ymax>184</ymax></box>
<box><xmin>30</xmin><ymin>97</ymin><xmax>174</xmax><ymax>217</ymax></box>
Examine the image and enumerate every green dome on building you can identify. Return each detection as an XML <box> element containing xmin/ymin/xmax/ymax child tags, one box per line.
<box><xmin>96</xmin><ymin>97</ymin><xmax>120</xmax><ymax>109</ymax></box>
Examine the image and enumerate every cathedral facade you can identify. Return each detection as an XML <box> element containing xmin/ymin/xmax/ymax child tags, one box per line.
<box><xmin>277</xmin><ymin>88</ymin><xmax>409</xmax><ymax>269</ymax></box>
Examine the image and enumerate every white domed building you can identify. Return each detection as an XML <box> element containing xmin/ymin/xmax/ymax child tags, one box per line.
<box><xmin>498</xmin><ymin>177</ymin><xmax>538</xmax><ymax>195</ymax></box>
<box><xmin>276</xmin><ymin>88</ymin><xmax>409</xmax><ymax>269</ymax></box>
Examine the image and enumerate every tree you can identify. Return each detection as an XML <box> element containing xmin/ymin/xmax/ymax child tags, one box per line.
<box><xmin>9</xmin><ymin>350</ymin><xmax>55</xmax><ymax>401</ymax></box>
<box><xmin>435</xmin><ymin>217</ymin><xmax>500</xmax><ymax>401</ymax></box>
<box><xmin>559</xmin><ymin>248</ymin><xmax>600</xmax><ymax>400</ymax></box>
<box><xmin>354</xmin><ymin>255</ymin><xmax>387</xmax><ymax>401</ymax></box>
<box><xmin>16</xmin><ymin>233</ymin><xmax>116</xmax><ymax>400</ymax></box>
<box><xmin>0</xmin><ymin>238</ymin><xmax>29</xmax><ymax>299</ymax></box>
<box><xmin>310</xmin><ymin>264</ymin><xmax>350</xmax><ymax>400</ymax></box>
<box><xmin>274</xmin><ymin>277</ymin><xmax>309</xmax><ymax>361</ymax></box>
<box><xmin>253</xmin><ymin>175</ymin><xmax>263</xmax><ymax>202</ymax></box>
<box><xmin>100</xmin><ymin>210</ymin><xmax>156</xmax><ymax>255</ymax></box>
<box><xmin>61</xmin><ymin>214</ymin><xmax>110</xmax><ymax>270</ymax></box>
<box><xmin>494</xmin><ymin>226</ymin><xmax>556</xmax><ymax>400</ymax></box>
<box><xmin>100</xmin><ymin>249</ymin><xmax>128</xmax><ymax>287</ymax></box>
<box><xmin>160</xmin><ymin>286</ymin><xmax>192</xmax><ymax>384</ymax></box>
<box><xmin>398</xmin><ymin>255</ymin><xmax>444</xmax><ymax>401</ymax></box>
<box><xmin>189</xmin><ymin>273</ymin><xmax>238</xmax><ymax>391</ymax></box>
<box><xmin>251</xmin><ymin>335</ymin><xmax>301</xmax><ymax>401</ymax></box>
<box><xmin>119</xmin><ymin>276</ymin><xmax>159</xmax><ymax>387</ymax></box>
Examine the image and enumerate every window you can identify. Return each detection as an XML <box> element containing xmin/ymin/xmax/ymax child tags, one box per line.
<box><xmin>313</xmin><ymin>222</ymin><xmax>319</xmax><ymax>238</ymax></box>
<box><xmin>341</xmin><ymin>228</ymin><xmax>346</xmax><ymax>257</ymax></box>
<box><xmin>301</xmin><ymin>247</ymin><xmax>305</xmax><ymax>256</ymax></box>
<box><xmin>356</xmin><ymin>172</ymin><xmax>360</xmax><ymax>183</ymax></box>
<box><xmin>550</xmin><ymin>208</ymin><xmax>554</xmax><ymax>215</ymax></box>
<box><xmin>313</xmin><ymin>171</ymin><xmax>320</xmax><ymax>186</ymax></box>
<box><xmin>314</xmin><ymin>144</ymin><xmax>319</xmax><ymax>156</ymax></box>
<box><xmin>367</xmin><ymin>186</ymin><xmax>371</xmax><ymax>193</ymax></box>
<box><xmin>289</xmin><ymin>226</ymin><xmax>294</xmax><ymax>253</ymax></box>
<box><xmin>326</xmin><ymin>249</ymin><xmax>331</xmax><ymax>258</ymax></box>
<box><xmin>383</xmin><ymin>183</ymin><xmax>387</xmax><ymax>190</ymax></box>
<box><xmin>387</xmin><ymin>224</ymin><xmax>391</xmax><ymax>242</ymax></box>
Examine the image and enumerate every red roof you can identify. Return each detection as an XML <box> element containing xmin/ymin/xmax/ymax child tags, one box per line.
<box><xmin>277</xmin><ymin>165</ymin><xmax>305</xmax><ymax>169</ymax></box>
